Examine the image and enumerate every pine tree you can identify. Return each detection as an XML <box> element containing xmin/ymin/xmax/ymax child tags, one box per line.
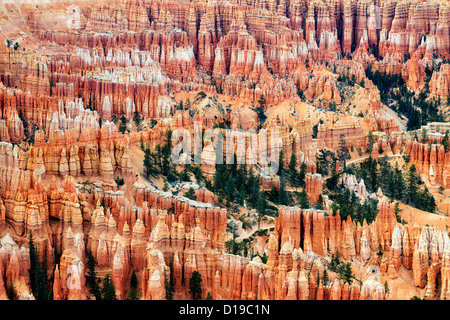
<box><xmin>133</xmin><ymin>111</ymin><xmax>143</xmax><ymax>130</ymax></box>
<box><xmin>130</xmin><ymin>269</ymin><xmax>137</xmax><ymax>288</ymax></box>
<box><xmin>367</xmin><ymin>131</ymin><xmax>374</xmax><ymax>153</ymax></box>
<box><xmin>277</xmin><ymin>149</ymin><xmax>284</xmax><ymax>175</ymax></box>
<box><xmin>206</xmin><ymin>292</ymin><xmax>213</xmax><ymax>300</ymax></box>
<box><xmin>322</xmin><ymin>268</ymin><xmax>329</xmax><ymax>286</ymax></box>
<box><xmin>377</xmin><ymin>244</ymin><xmax>383</xmax><ymax>258</ymax></box>
<box><xmin>143</xmin><ymin>148</ymin><xmax>154</xmax><ymax>179</ymax></box>
<box><xmin>268</xmin><ymin>184</ymin><xmax>279</xmax><ymax>203</ymax></box>
<box><xmin>28</xmin><ymin>232</ymin><xmax>37</xmax><ymax>295</ymax></box>
<box><xmin>393</xmin><ymin>163</ymin><xmax>405</xmax><ymax>200</ymax></box>
<box><xmin>337</xmin><ymin>134</ymin><xmax>350</xmax><ymax>162</ymax></box>
<box><xmin>394</xmin><ymin>202</ymin><xmax>402</xmax><ymax>223</ymax></box>
<box><xmin>298</xmin><ymin>189</ymin><xmax>310</xmax><ymax>209</ymax></box>
<box><xmin>52</xmin><ymin>244</ymin><xmax>61</xmax><ymax>275</ymax></box>
<box><xmin>154</xmin><ymin>145</ymin><xmax>162</xmax><ymax>169</ymax></box>
<box><xmin>384</xmin><ymin>281</ymin><xmax>390</xmax><ymax>295</ymax></box>
<box><xmin>164</xmin><ymin>270</ymin><xmax>174</xmax><ymax>300</ymax></box>
<box><xmin>256</xmin><ymin>95</ymin><xmax>267</xmax><ymax>129</ymax></box>
<box><xmin>189</xmin><ymin>270</ymin><xmax>203</xmax><ymax>300</ymax></box>
<box><xmin>337</xmin><ymin>262</ymin><xmax>353</xmax><ymax>284</ymax></box>
<box><xmin>278</xmin><ymin>174</ymin><xmax>288</xmax><ymax>205</ymax></box>
<box><xmin>193</xmin><ymin>166</ymin><xmax>204</xmax><ymax>183</ymax></box>
<box><xmin>181</xmin><ymin>163</ymin><xmax>191</xmax><ymax>182</ymax></box>
<box><xmin>7</xmin><ymin>281</ymin><xmax>15</xmax><ymax>300</ymax></box>
<box><xmin>118</xmin><ymin>116</ymin><xmax>127</xmax><ymax>134</ymax></box>
<box><xmin>415</xmin><ymin>187</ymin><xmax>436</xmax><ymax>213</ymax></box>
<box><xmin>421</xmin><ymin>128</ymin><xmax>428</xmax><ymax>143</ymax></box>
<box><xmin>442</xmin><ymin>130</ymin><xmax>449</xmax><ymax>153</ymax></box>
<box><xmin>256</xmin><ymin>192</ymin><xmax>267</xmax><ymax>229</ymax></box>
<box><xmin>101</xmin><ymin>274</ymin><xmax>117</xmax><ymax>300</ymax></box>
<box><xmin>298</xmin><ymin>162</ymin><xmax>307</xmax><ymax>188</ymax></box>
<box><xmin>184</xmin><ymin>187</ymin><xmax>197</xmax><ymax>201</ymax></box>
<box><xmin>86</xmin><ymin>249</ymin><xmax>102</xmax><ymax>300</ymax></box>
<box><xmin>28</xmin><ymin>232</ymin><xmax>49</xmax><ymax>300</ymax></box>
<box><xmin>161</xmin><ymin>130</ymin><xmax>172</xmax><ymax>176</ymax></box>
<box><xmin>288</xmin><ymin>153</ymin><xmax>299</xmax><ymax>187</ymax></box>
<box><xmin>329</xmin><ymin>251</ymin><xmax>340</xmax><ymax>272</ymax></box>
<box><xmin>406</xmin><ymin>165</ymin><xmax>418</xmax><ymax>204</ymax></box>
<box><xmin>368</xmin><ymin>156</ymin><xmax>378</xmax><ymax>192</ymax></box>
<box><xmin>316</xmin><ymin>194</ymin><xmax>324</xmax><ymax>210</ymax></box>
<box><xmin>127</xmin><ymin>270</ymin><xmax>138</xmax><ymax>300</ymax></box>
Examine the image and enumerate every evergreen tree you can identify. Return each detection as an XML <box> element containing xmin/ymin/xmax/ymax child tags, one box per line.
<box><xmin>369</xmin><ymin>163</ymin><xmax>378</xmax><ymax>192</ymax></box>
<box><xmin>288</xmin><ymin>153</ymin><xmax>299</xmax><ymax>187</ymax></box>
<box><xmin>256</xmin><ymin>192</ymin><xmax>268</xmax><ymax>229</ymax></box>
<box><xmin>192</xmin><ymin>166</ymin><xmax>204</xmax><ymax>183</ymax></box>
<box><xmin>278</xmin><ymin>174</ymin><xmax>288</xmax><ymax>205</ymax></box>
<box><xmin>255</xmin><ymin>95</ymin><xmax>267</xmax><ymax>129</ymax></box>
<box><xmin>184</xmin><ymin>187</ymin><xmax>197</xmax><ymax>201</ymax></box>
<box><xmin>415</xmin><ymin>187</ymin><xmax>437</xmax><ymax>213</ymax></box>
<box><xmin>442</xmin><ymin>130</ymin><xmax>450</xmax><ymax>153</ymax></box>
<box><xmin>143</xmin><ymin>148</ymin><xmax>155</xmax><ymax>178</ymax></box>
<box><xmin>7</xmin><ymin>281</ymin><xmax>15</xmax><ymax>300</ymax></box>
<box><xmin>101</xmin><ymin>274</ymin><xmax>117</xmax><ymax>300</ymax></box>
<box><xmin>377</xmin><ymin>244</ymin><xmax>383</xmax><ymax>258</ymax></box>
<box><xmin>268</xmin><ymin>184</ymin><xmax>279</xmax><ymax>203</ymax></box>
<box><xmin>206</xmin><ymin>292</ymin><xmax>213</xmax><ymax>300</ymax></box>
<box><xmin>322</xmin><ymin>268</ymin><xmax>329</xmax><ymax>286</ymax></box>
<box><xmin>164</xmin><ymin>270</ymin><xmax>174</xmax><ymax>300</ymax></box>
<box><xmin>394</xmin><ymin>202</ymin><xmax>402</xmax><ymax>223</ymax></box>
<box><xmin>298</xmin><ymin>189</ymin><xmax>310</xmax><ymax>209</ymax></box>
<box><xmin>378</xmin><ymin>156</ymin><xmax>393</xmax><ymax>196</ymax></box>
<box><xmin>298</xmin><ymin>162</ymin><xmax>307</xmax><ymax>188</ymax></box>
<box><xmin>336</xmin><ymin>262</ymin><xmax>353</xmax><ymax>284</ymax></box>
<box><xmin>118</xmin><ymin>116</ymin><xmax>127</xmax><ymax>134</ymax></box>
<box><xmin>405</xmin><ymin>165</ymin><xmax>418</xmax><ymax>204</ymax></box>
<box><xmin>28</xmin><ymin>232</ymin><xmax>37</xmax><ymax>295</ymax></box>
<box><xmin>181</xmin><ymin>163</ymin><xmax>191</xmax><ymax>182</ymax></box>
<box><xmin>127</xmin><ymin>270</ymin><xmax>139</xmax><ymax>300</ymax></box>
<box><xmin>247</xmin><ymin>167</ymin><xmax>260</xmax><ymax>207</ymax></box>
<box><xmin>277</xmin><ymin>149</ymin><xmax>284</xmax><ymax>175</ymax></box>
<box><xmin>161</xmin><ymin>130</ymin><xmax>173</xmax><ymax>176</ymax></box>
<box><xmin>298</xmin><ymin>89</ymin><xmax>305</xmax><ymax>100</ymax></box>
<box><xmin>421</xmin><ymin>128</ymin><xmax>428</xmax><ymax>143</ymax></box>
<box><xmin>133</xmin><ymin>111</ymin><xmax>143</xmax><ymax>130</ymax></box>
<box><xmin>384</xmin><ymin>281</ymin><xmax>390</xmax><ymax>295</ymax></box>
<box><xmin>28</xmin><ymin>232</ymin><xmax>49</xmax><ymax>300</ymax></box>
<box><xmin>393</xmin><ymin>163</ymin><xmax>405</xmax><ymax>200</ymax></box>
<box><xmin>316</xmin><ymin>194</ymin><xmax>324</xmax><ymax>210</ymax></box>
<box><xmin>189</xmin><ymin>271</ymin><xmax>203</xmax><ymax>300</ymax></box>
<box><xmin>329</xmin><ymin>251</ymin><xmax>340</xmax><ymax>272</ymax></box>
<box><xmin>337</xmin><ymin>134</ymin><xmax>350</xmax><ymax>162</ymax></box>
<box><xmin>52</xmin><ymin>245</ymin><xmax>61</xmax><ymax>275</ymax></box>
<box><xmin>86</xmin><ymin>249</ymin><xmax>102</xmax><ymax>300</ymax></box>
<box><xmin>115</xmin><ymin>176</ymin><xmax>125</xmax><ymax>188</ymax></box>
<box><xmin>154</xmin><ymin>145</ymin><xmax>162</xmax><ymax>169</ymax></box>
<box><xmin>367</xmin><ymin>132</ymin><xmax>374</xmax><ymax>153</ymax></box>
